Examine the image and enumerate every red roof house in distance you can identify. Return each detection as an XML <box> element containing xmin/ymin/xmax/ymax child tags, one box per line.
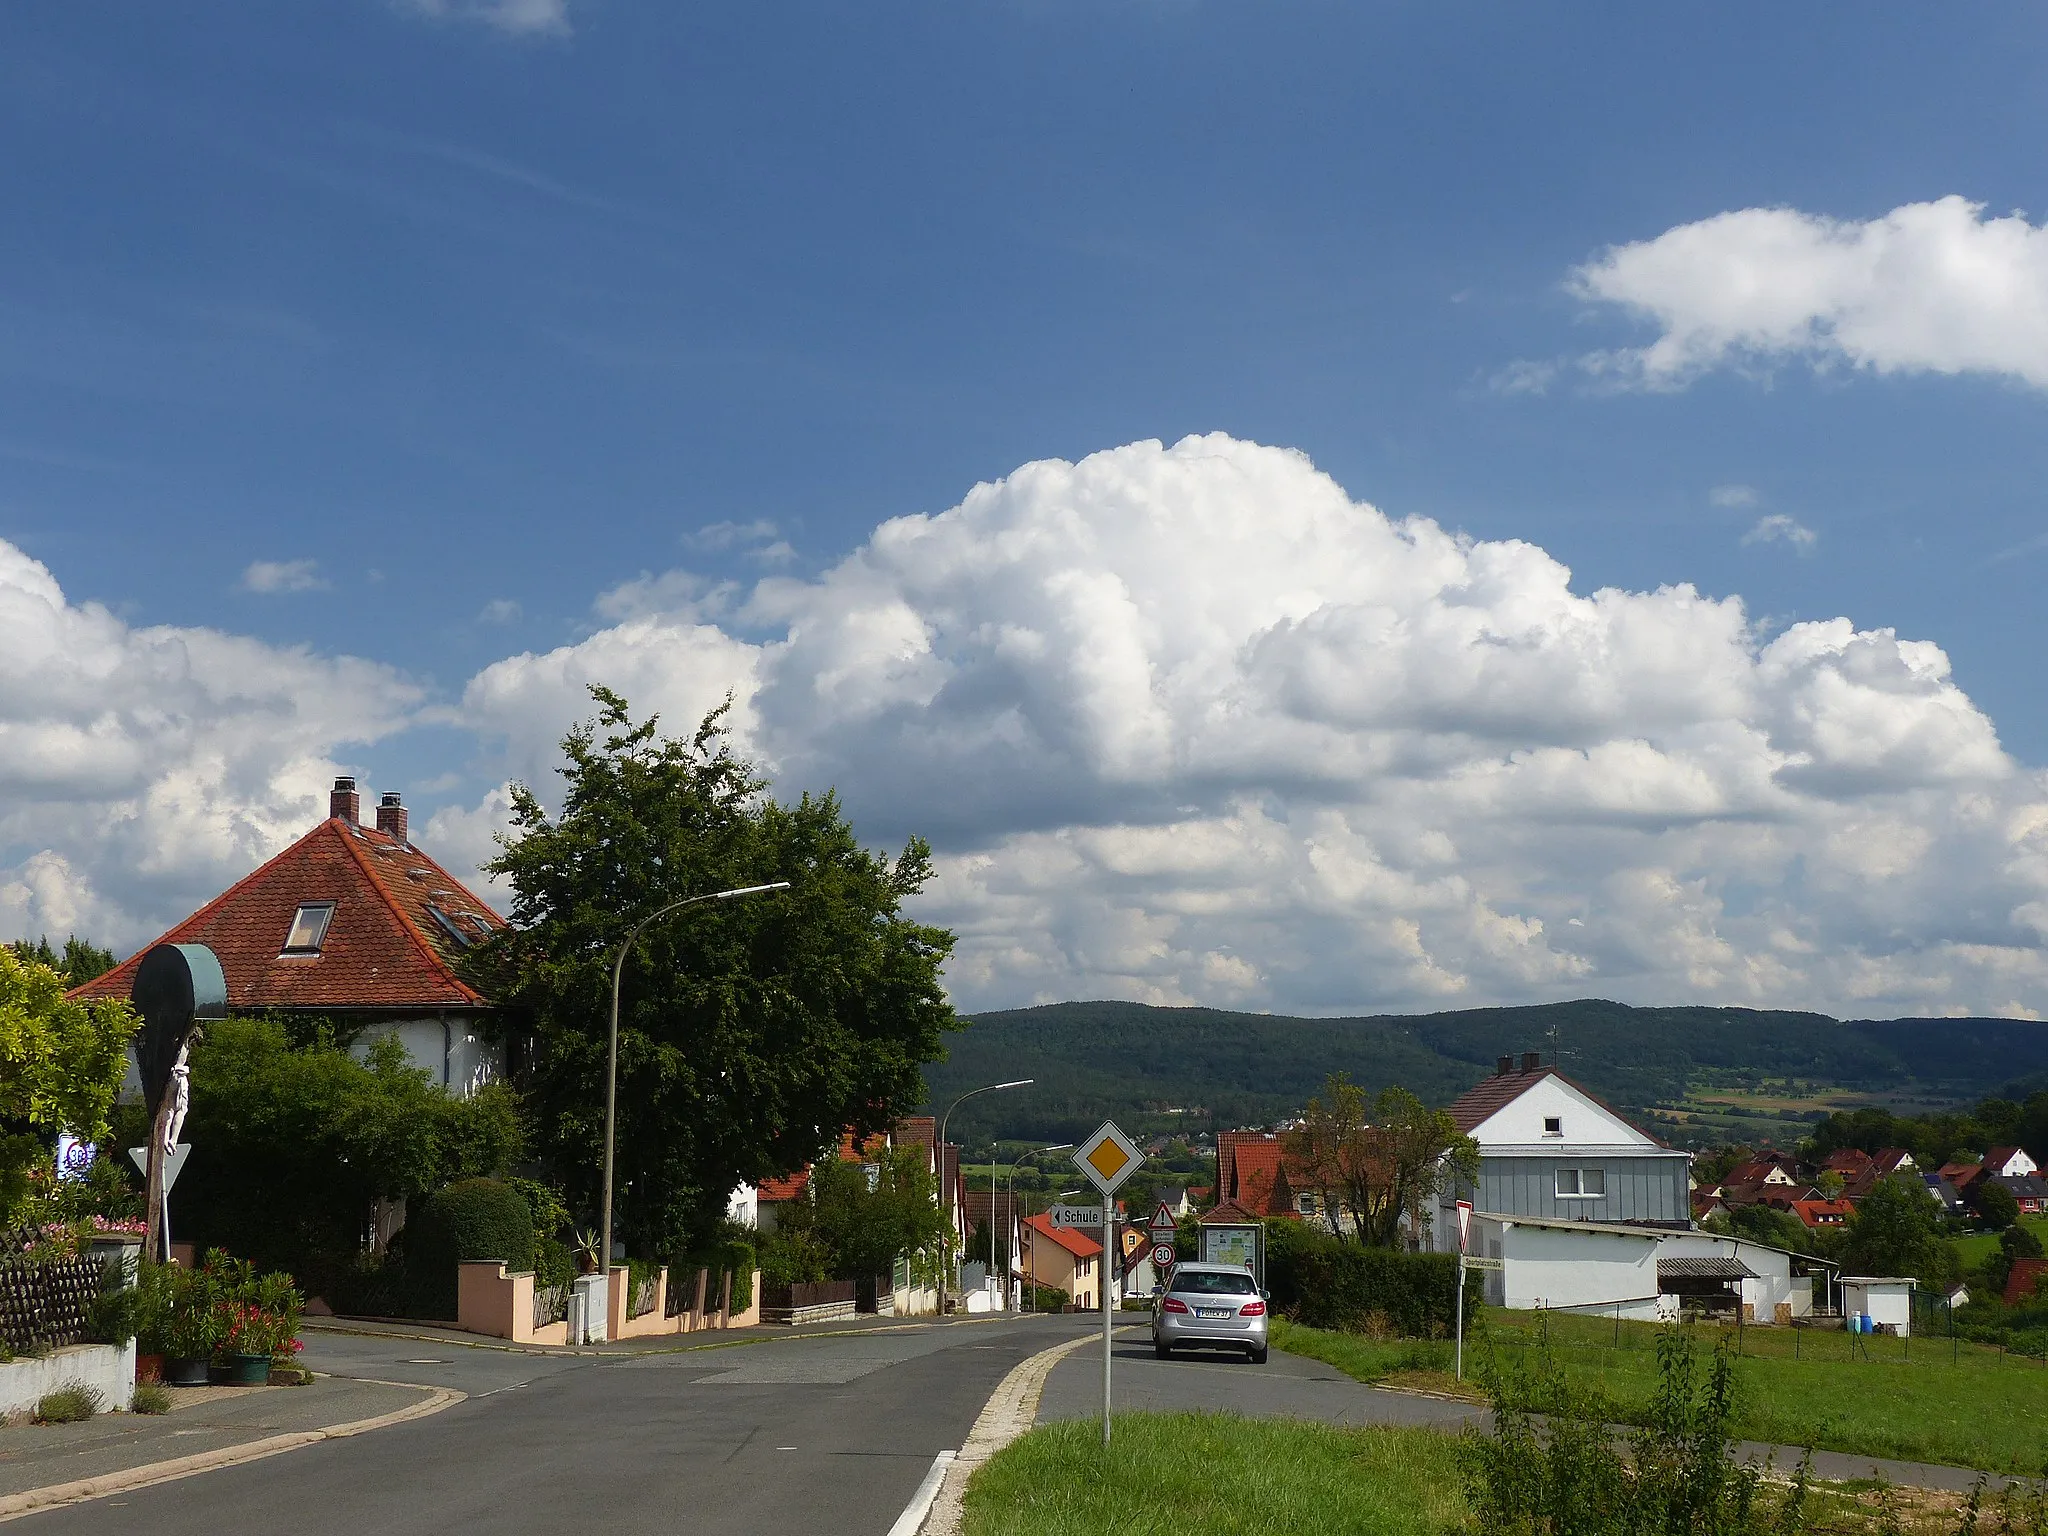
<box><xmin>1214</xmin><ymin>1132</ymin><xmax>1302</xmax><ymax>1220</ymax></box>
<box><xmin>72</xmin><ymin>777</ymin><xmax>507</xmax><ymax>1095</ymax></box>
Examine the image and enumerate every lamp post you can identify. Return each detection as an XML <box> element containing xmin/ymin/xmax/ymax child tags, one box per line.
<box><xmin>1008</xmin><ymin>1143</ymin><xmax>1071</xmax><ymax>1310</ymax></box>
<box><xmin>600</xmin><ymin>881</ymin><xmax>790</xmax><ymax>1330</ymax></box>
<box><xmin>936</xmin><ymin>1079</ymin><xmax>1032</xmax><ymax>1309</ymax></box>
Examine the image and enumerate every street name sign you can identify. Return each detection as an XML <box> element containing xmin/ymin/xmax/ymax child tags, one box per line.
<box><xmin>1073</xmin><ymin>1121</ymin><xmax>1142</xmax><ymax>1197</ymax></box>
<box><xmin>1461</xmin><ymin>1256</ymin><xmax>1504</xmax><ymax>1271</ymax></box>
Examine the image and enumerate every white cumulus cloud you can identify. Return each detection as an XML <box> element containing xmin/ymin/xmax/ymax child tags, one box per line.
<box><xmin>241</xmin><ymin>559</ymin><xmax>326</xmax><ymax>594</ymax></box>
<box><xmin>0</xmin><ymin>539</ymin><xmax>420</xmax><ymax>947</ymax></box>
<box><xmin>394</xmin><ymin>0</ymin><xmax>570</xmax><ymax>37</ymax></box>
<box><xmin>1741</xmin><ymin>514</ymin><xmax>1817</xmax><ymax>552</ymax></box>
<box><xmin>1569</xmin><ymin>196</ymin><xmax>2048</xmax><ymax>391</ymax></box>
<box><xmin>447</xmin><ymin>435</ymin><xmax>2048</xmax><ymax>1019</ymax></box>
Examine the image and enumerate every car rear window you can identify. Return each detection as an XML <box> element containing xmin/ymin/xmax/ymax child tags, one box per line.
<box><xmin>1171</xmin><ymin>1270</ymin><xmax>1256</xmax><ymax>1295</ymax></box>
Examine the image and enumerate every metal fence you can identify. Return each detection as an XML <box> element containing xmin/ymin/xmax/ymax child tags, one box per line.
<box><xmin>760</xmin><ymin>1280</ymin><xmax>856</xmax><ymax>1310</ymax></box>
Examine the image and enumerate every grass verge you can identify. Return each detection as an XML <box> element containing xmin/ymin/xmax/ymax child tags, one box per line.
<box><xmin>960</xmin><ymin>1412</ymin><xmax>1470</xmax><ymax>1536</ymax></box>
<box><xmin>1277</xmin><ymin>1311</ymin><xmax>2048</xmax><ymax>1475</ymax></box>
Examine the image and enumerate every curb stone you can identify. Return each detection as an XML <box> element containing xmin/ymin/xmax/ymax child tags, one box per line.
<box><xmin>919</xmin><ymin>1330</ymin><xmax>1101</xmax><ymax>1536</ymax></box>
<box><xmin>0</xmin><ymin>1381</ymin><xmax>463</xmax><ymax>1523</ymax></box>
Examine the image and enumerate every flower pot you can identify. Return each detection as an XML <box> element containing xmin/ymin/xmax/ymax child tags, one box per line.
<box><xmin>136</xmin><ymin>1353</ymin><xmax>164</xmax><ymax>1383</ymax></box>
<box><xmin>163</xmin><ymin>1356</ymin><xmax>210</xmax><ymax>1387</ymax></box>
<box><xmin>219</xmin><ymin>1353</ymin><xmax>273</xmax><ymax>1385</ymax></box>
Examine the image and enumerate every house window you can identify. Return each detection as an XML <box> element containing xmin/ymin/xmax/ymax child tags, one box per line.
<box><xmin>426</xmin><ymin>905</ymin><xmax>476</xmax><ymax>950</ymax></box>
<box><xmin>1543</xmin><ymin>1116</ymin><xmax>1563</xmax><ymax>1137</ymax></box>
<box><xmin>1556</xmin><ymin>1168</ymin><xmax>1605</xmax><ymax>1198</ymax></box>
<box><xmin>281</xmin><ymin>902</ymin><xmax>336</xmax><ymax>955</ymax></box>
<box><xmin>1297</xmin><ymin>1193</ymin><xmax>1316</xmax><ymax>1215</ymax></box>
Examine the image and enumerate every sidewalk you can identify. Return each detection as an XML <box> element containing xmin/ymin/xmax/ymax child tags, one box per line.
<box><xmin>0</xmin><ymin>1376</ymin><xmax>439</xmax><ymax>1504</ymax></box>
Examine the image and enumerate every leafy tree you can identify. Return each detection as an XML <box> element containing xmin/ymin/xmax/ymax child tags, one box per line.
<box><xmin>478</xmin><ymin>689</ymin><xmax>959</xmax><ymax>1260</ymax></box>
<box><xmin>0</xmin><ymin>945</ymin><xmax>139</xmax><ymax>1228</ymax></box>
<box><xmin>1977</xmin><ymin>1177</ymin><xmax>2021</xmax><ymax>1231</ymax></box>
<box><xmin>802</xmin><ymin>1145</ymin><xmax>948</xmax><ymax>1281</ymax></box>
<box><xmin>1714</xmin><ymin>1201</ymin><xmax>1819</xmax><ymax>1256</ymax></box>
<box><xmin>153</xmin><ymin>1016</ymin><xmax>523</xmax><ymax>1294</ymax></box>
<box><xmin>1841</xmin><ymin>1173</ymin><xmax>1959</xmax><ymax>1291</ymax></box>
<box><xmin>5</xmin><ymin>935</ymin><xmax>117</xmax><ymax>990</ymax></box>
<box><xmin>1284</xmin><ymin>1073</ymin><xmax>1478</xmax><ymax>1248</ymax></box>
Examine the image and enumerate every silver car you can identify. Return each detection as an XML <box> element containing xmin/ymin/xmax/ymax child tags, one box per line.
<box><xmin>1152</xmin><ymin>1262</ymin><xmax>1269</xmax><ymax>1364</ymax></box>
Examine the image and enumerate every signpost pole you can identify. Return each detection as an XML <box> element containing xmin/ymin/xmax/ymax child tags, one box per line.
<box><xmin>1101</xmin><ymin>1189</ymin><xmax>1113</xmax><ymax>1446</ymax></box>
<box><xmin>1454</xmin><ymin>1198</ymin><xmax>1473</xmax><ymax>1382</ymax></box>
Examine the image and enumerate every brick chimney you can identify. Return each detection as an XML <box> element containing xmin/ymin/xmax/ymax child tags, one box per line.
<box><xmin>376</xmin><ymin>791</ymin><xmax>409</xmax><ymax>846</ymax></box>
<box><xmin>1495</xmin><ymin>1055</ymin><xmax>1513</xmax><ymax>1076</ymax></box>
<box><xmin>1521</xmin><ymin>1050</ymin><xmax>1542</xmax><ymax>1073</ymax></box>
<box><xmin>330</xmin><ymin>776</ymin><xmax>360</xmax><ymax>824</ymax></box>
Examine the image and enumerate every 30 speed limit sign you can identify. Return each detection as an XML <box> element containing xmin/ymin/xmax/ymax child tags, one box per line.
<box><xmin>1151</xmin><ymin>1242</ymin><xmax>1175</xmax><ymax>1269</ymax></box>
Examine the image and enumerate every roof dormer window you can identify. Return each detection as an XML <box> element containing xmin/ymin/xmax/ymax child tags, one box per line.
<box><xmin>282</xmin><ymin>901</ymin><xmax>336</xmax><ymax>955</ymax></box>
<box><xmin>426</xmin><ymin>904</ymin><xmax>477</xmax><ymax>950</ymax></box>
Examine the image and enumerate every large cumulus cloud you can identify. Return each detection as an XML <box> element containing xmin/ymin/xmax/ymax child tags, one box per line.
<box><xmin>451</xmin><ymin>435</ymin><xmax>2048</xmax><ymax>1019</ymax></box>
<box><xmin>0</xmin><ymin>540</ymin><xmax>419</xmax><ymax>946</ymax></box>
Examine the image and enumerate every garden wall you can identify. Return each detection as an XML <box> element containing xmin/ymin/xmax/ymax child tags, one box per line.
<box><xmin>0</xmin><ymin>1341</ymin><xmax>135</xmax><ymax>1421</ymax></box>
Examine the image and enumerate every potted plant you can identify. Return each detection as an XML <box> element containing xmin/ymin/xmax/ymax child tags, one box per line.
<box><xmin>159</xmin><ymin>1270</ymin><xmax>220</xmax><ymax>1387</ymax></box>
<box><xmin>217</xmin><ymin>1303</ymin><xmax>286</xmax><ymax>1384</ymax></box>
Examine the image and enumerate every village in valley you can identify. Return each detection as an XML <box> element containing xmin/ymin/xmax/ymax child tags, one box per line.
<box><xmin>8</xmin><ymin>11</ymin><xmax>2048</xmax><ymax>1536</ymax></box>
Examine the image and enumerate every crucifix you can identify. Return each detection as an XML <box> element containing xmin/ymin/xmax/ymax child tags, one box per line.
<box><xmin>131</xmin><ymin>944</ymin><xmax>227</xmax><ymax>1264</ymax></box>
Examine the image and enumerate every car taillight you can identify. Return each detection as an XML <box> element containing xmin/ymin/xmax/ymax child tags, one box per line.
<box><xmin>1162</xmin><ymin>1297</ymin><xmax>1189</xmax><ymax>1313</ymax></box>
<box><xmin>1240</xmin><ymin>1300</ymin><xmax>1266</xmax><ymax>1316</ymax></box>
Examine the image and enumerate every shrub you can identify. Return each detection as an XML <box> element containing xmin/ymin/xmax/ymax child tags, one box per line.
<box><xmin>401</xmin><ymin>1178</ymin><xmax>536</xmax><ymax>1319</ymax></box>
<box><xmin>130</xmin><ymin>1381</ymin><xmax>173</xmax><ymax>1415</ymax></box>
<box><xmin>34</xmin><ymin>1385</ymin><xmax>103</xmax><ymax>1423</ymax></box>
<box><xmin>1264</xmin><ymin>1221</ymin><xmax>1475</xmax><ymax>1338</ymax></box>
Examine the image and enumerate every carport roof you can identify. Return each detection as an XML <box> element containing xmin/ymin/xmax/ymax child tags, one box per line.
<box><xmin>1657</xmin><ymin>1257</ymin><xmax>1758</xmax><ymax>1281</ymax></box>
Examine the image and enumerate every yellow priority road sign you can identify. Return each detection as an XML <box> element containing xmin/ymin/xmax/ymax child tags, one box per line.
<box><xmin>1074</xmin><ymin>1120</ymin><xmax>1143</xmax><ymax>1196</ymax></box>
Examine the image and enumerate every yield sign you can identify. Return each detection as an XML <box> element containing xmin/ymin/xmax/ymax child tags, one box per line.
<box><xmin>130</xmin><ymin>1144</ymin><xmax>191</xmax><ymax>1193</ymax></box>
<box><xmin>1456</xmin><ymin>1198</ymin><xmax>1473</xmax><ymax>1254</ymax></box>
<box><xmin>1073</xmin><ymin>1121</ymin><xmax>1143</xmax><ymax>1196</ymax></box>
<box><xmin>1148</xmin><ymin>1202</ymin><xmax>1177</xmax><ymax>1235</ymax></box>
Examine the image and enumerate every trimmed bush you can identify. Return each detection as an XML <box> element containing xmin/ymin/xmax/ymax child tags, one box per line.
<box><xmin>35</xmin><ymin>1385</ymin><xmax>102</xmax><ymax>1423</ymax></box>
<box><xmin>402</xmin><ymin>1178</ymin><xmax>536</xmax><ymax>1319</ymax></box>
<box><xmin>1264</xmin><ymin>1220</ymin><xmax>1475</xmax><ymax>1339</ymax></box>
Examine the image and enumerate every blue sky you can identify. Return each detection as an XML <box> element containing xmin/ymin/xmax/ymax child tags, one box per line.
<box><xmin>7</xmin><ymin>4</ymin><xmax>2048</xmax><ymax>1016</ymax></box>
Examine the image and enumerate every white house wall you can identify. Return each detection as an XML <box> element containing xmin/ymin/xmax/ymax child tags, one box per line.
<box><xmin>1484</xmin><ymin>1218</ymin><xmax>1668</xmax><ymax>1321</ymax></box>
<box><xmin>352</xmin><ymin>1018</ymin><xmax>504</xmax><ymax>1097</ymax></box>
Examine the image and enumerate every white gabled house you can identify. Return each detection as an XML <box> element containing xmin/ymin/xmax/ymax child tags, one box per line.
<box><xmin>1425</xmin><ymin>1051</ymin><xmax>1693</xmax><ymax>1254</ymax></box>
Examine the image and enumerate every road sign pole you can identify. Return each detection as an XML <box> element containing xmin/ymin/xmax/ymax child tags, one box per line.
<box><xmin>1455</xmin><ymin>1258</ymin><xmax>1465</xmax><ymax>1381</ymax></box>
<box><xmin>1101</xmin><ymin>1189</ymin><xmax>1113</xmax><ymax>1446</ymax></box>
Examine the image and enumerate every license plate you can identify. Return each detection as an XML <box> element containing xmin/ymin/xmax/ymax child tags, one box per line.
<box><xmin>1196</xmin><ymin>1307</ymin><xmax>1231</xmax><ymax>1319</ymax></box>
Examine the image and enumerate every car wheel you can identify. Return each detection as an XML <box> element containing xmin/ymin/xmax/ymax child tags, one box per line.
<box><xmin>1247</xmin><ymin>1346</ymin><xmax>1268</xmax><ymax>1365</ymax></box>
<box><xmin>1155</xmin><ymin>1341</ymin><xmax>1172</xmax><ymax>1360</ymax></box>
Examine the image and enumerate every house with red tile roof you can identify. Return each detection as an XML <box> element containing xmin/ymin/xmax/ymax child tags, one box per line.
<box><xmin>1791</xmin><ymin>1197</ymin><xmax>1855</xmax><ymax>1231</ymax></box>
<box><xmin>1984</xmin><ymin>1146</ymin><xmax>2042</xmax><ymax>1181</ymax></box>
<box><xmin>2005</xmin><ymin>1257</ymin><xmax>2047</xmax><ymax>1307</ymax></box>
<box><xmin>1019</xmin><ymin>1212</ymin><xmax>1102</xmax><ymax>1309</ymax></box>
<box><xmin>72</xmin><ymin>778</ymin><xmax>506</xmax><ymax>1094</ymax></box>
<box><xmin>1214</xmin><ymin>1131</ymin><xmax>1304</xmax><ymax>1220</ymax></box>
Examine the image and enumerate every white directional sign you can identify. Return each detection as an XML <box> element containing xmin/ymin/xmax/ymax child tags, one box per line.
<box><xmin>1049</xmin><ymin>1203</ymin><xmax>1106</xmax><ymax>1228</ymax></box>
<box><xmin>1073</xmin><ymin>1121</ymin><xmax>1143</xmax><ymax>1197</ymax></box>
<box><xmin>1461</xmin><ymin>1256</ymin><xmax>1504</xmax><ymax>1272</ymax></box>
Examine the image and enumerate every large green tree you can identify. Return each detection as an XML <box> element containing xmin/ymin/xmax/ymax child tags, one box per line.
<box><xmin>1841</xmin><ymin>1173</ymin><xmax>1960</xmax><ymax>1291</ymax></box>
<box><xmin>1284</xmin><ymin>1074</ymin><xmax>1478</xmax><ymax>1248</ymax></box>
<box><xmin>479</xmin><ymin>689</ymin><xmax>959</xmax><ymax>1260</ymax></box>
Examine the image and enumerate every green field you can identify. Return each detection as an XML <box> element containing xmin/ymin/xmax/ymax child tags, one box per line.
<box><xmin>960</xmin><ymin>1412</ymin><xmax>1469</xmax><ymax>1536</ymax></box>
<box><xmin>1272</xmin><ymin>1312</ymin><xmax>2048</xmax><ymax>1476</ymax></box>
<box><xmin>1953</xmin><ymin>1216</ymin><xmax>2048</xmax><ymax>1271</ymax></box>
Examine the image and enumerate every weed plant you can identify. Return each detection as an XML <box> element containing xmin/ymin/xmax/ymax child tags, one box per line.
<box><xmin>129</xmin><ymin>1380</ymin><xmax>174</xmax><ymax>1415</ymax></box>
<box><xmin>33</xmin><ymin>1385</ymin><xmax>102</xmax><ymax>1424</ymax></box>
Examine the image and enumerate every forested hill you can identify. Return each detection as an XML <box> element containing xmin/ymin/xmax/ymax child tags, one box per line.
<box><xmin>920</xmin><ymin>998</ymin><xmax>2048</xmax><ymax>1149</ymax></box>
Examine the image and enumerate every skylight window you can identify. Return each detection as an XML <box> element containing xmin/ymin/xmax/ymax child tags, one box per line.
<box><xmin>426</xmin><ymin>904</ymin><xmax>476</xmax><ymax>950</ymax></box>
<box><xmin>282</xmin><ymin>902</ymin><xmax>336</xmax><ymax>955</ymax></box>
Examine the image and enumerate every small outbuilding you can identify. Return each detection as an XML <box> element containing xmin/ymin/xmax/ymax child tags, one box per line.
<box><xmin>1840</xmin><ymin>1276</ymin><xmax>1916</xmax><ymax>1337</ymax></box>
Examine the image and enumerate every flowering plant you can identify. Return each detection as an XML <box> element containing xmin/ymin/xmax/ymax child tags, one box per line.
<box><xmin>86</xmin><ymin>1215</ymin><xmax>146</xmax><ymax>1237</ymax></box>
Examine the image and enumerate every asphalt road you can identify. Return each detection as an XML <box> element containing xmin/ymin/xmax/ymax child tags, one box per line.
<box><xmin>26</xmin><ymin>1315</ymin><xmax>1092</xmax><ymax>1536</ymax></box>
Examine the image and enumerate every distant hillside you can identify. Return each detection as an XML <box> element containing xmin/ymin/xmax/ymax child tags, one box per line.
<box><xmin>920</xmin><ymin>998</ymin><xmax>2048</xmax><ymax>1150</ymax></box>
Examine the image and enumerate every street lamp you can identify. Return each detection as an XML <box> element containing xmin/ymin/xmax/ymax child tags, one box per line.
<box><xmin>600</xmin><ymin>881</ymin><xmax>791</xmax><ymax>1324</ymax></box>
<box><xmin>1009</xmin><ymin>1143</ymin><xmax>1072</xmax><ymax>1311</ymax></box>
<box><xmin>936</xmin><ymin>1079</ymin><xmax>1032</xmax><ymax>1309</ymax></box>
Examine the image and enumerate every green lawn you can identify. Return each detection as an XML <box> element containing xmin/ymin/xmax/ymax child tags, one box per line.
<box><xmin>1273</xmin><ymin>1311</ymin><xmax>2048</xmax><ymax>1476</ymax></box>
<box><xmin>1953</xmin><ymin>1216</ymin><xmax>2048</xmax><ymax>1270</ymax></box>
<box><xmin>960</xmin><ymin>1412</ymin><xmax>1470</xmax><ymax>1536</ymax></box>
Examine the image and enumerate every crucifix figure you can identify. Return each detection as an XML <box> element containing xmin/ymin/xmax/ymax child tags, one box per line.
<box><xmin>131</xmin><ymin>945</ymin><xmax>227</xmax><ymax>1264</ymax></box>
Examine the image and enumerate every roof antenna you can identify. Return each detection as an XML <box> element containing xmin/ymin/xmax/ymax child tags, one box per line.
<box><xmin>1545</xmin><ymin>1020</ymin><xmax>1576</xmax><ymax>1070</ymax></box>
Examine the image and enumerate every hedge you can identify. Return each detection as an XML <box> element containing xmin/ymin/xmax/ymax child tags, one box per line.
<box><xmin>1264</xmin><ymin>1220</ymin><xmax>1476</xmax><ymax>1339</ymax></box>
<box><xmin>402</xmin><ymin>1178</ymin><xmax>536</xmax><ymax>1318</ymax></box>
